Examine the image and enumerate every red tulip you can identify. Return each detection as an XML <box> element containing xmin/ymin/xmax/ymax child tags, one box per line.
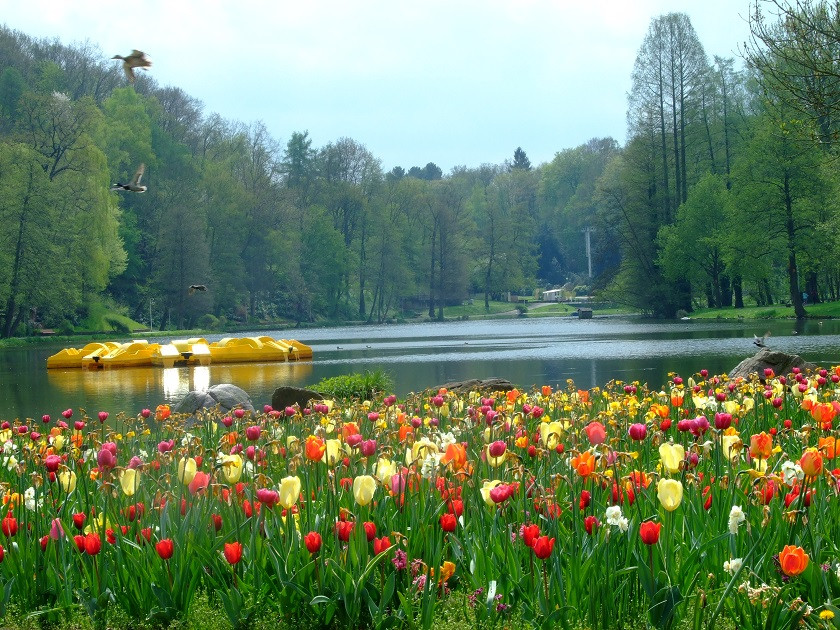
<box><xmin>1</xmin><ymin>513</ymin><xmax>17</xmax><ymax>537</ymax></box>
<box><xmin>0</xmin><ymin>544</ymin><xmax>4</xmax><ymax>562</ymax></box>
<box><xmin>335</xmin><ymin>520</ymin><xmax>354</xmax><ymax>542</ymax></box>
<box><xmin>363</xmin><ymin>521</ymin><xmax>377</xmax><ymax>542</ymax></box>
<box><xmin>73</xmin><ymin>512</ymin><xmax>86</xmax><ymax>530</ymax></box>
<box><xmin>211</xmin><ymin>514</ymin><xmax>223</xmax><ymax>532</ymax></box>
<box><xmin>373</xmin><ymin>536</ymin><xmax>391</xmax><ymax>555</ymax></box>
<box><xmin>532</xmin><ymin>535</ymin><xmax>555</xmax><ymax>559</ymax></box>
<box><xmin>84</xmin><ymin>532</ymin><xmax>101</xmax><ymax>555</ymax></box>
<box><xmin>522</xmin><ymin>524</ymin><xmax>541</xmax><ymax>548</ymax></box>
<box><xmin>224</xmin><ymin>541</ymin><xmax>243</xmax><ymax>565</ymax></box>
<box><xmin>440</xmin><ymin>513</ymin><xmax>457</xmax><ymax>532</ymax></box>
<box><xmin>73</xmin><ymin>535</ymin><xmax>85</xmax><ymax>553</ymax></box>
<box><xmin>304</xmin><ymin>531</ymin><xmax>322</xmax><ymax>554</ymax></box>
<box><xmin>639</xmin><ymin>521</ymin><xmax>661</xmax><ymax>546</ymax></box>
<box><xmin>156</xmin><ymin>538</ymin><xmax>174</xmax><ymax>560</ymax></box>
<box><xmin>584</xmin><ymin>516</ymin><xmax>600</xmax><ymax>535</ymax></box>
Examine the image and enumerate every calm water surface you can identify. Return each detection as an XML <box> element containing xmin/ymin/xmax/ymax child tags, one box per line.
<box><xmin>2</xmin><ymin>316</ymin><xmax>840</xmax><ymax>421</ymax></box>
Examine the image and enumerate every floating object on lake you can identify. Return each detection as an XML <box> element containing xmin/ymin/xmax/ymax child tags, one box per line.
<box><xmin>112</xmin><ymin>50</ymin><xmax>152</xmax><ymax>83</ymax></box>
<box><xmin>111</xmin><ymin>163</ymin><xmax>147</xmax><ymax>193</ymax></box>
<box><xmin>47</xmin><ymin>336</ymin><xmax>312</xmax><ymax>369</ymax></box>
<box><xmin>46</xmin><ymin>341</ymin><xmax>121</xmax><ymax>369</ymax></box>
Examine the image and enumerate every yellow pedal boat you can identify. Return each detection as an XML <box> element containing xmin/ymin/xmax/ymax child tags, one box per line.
<box><xmin>98</xmin><ymin>340</ymin><xmax>161</xmax><ymax>369</ymax></box>
<box><xmin>46</xmin><ymin>342</ymin><xmax>121</xmax><ymax>369</ymax></box>
<box><xmin>152</xmin><ymin>338</ymin><xmax>212</xmax><ymax>368</ymax></box>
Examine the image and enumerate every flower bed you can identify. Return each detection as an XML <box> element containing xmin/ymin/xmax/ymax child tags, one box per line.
<box><xmin>1</xmin><ymin>367</ymin><xmax>840</xmax><ymax>629</ymax></box>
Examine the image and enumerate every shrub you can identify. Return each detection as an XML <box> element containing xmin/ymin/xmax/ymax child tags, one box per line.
<box><xmin>310</xmin><ymin>369</ymin><xmax>393</xmax><ymax>401</ymax></box>
<box><xmin>196</xmin><ymin>313</ymin><xmax>219</xmax><ymax>330</ymax></box>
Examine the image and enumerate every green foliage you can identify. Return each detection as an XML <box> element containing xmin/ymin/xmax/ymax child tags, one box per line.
<box><xmin>310</xmin><ymin>370</ymin><xmax>393</xmax><ymax>401</ymax></box>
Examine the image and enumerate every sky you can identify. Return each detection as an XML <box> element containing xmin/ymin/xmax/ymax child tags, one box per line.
<box><xmin>2</xmin><ymin>0</ymin><xmax>756</xmax><ymax>172</ymax></box>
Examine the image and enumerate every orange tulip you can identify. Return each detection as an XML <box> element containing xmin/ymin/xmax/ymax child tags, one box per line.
<box><xmin>305</xmin><ymin>435</ymin><xmax>326</xmax><ymax>461</ymax></box>
<box><xmin>800</xmin><ymin>448</ymin><xmax>823</xmax><ymax>477</ymax></box>
<box><xmin>341</xmin><ymin>422</ymin><xmax>360</xmax><ymax>440</ymax></box>
<box><xmin>670</xmin><ymin>393</ymin><xmax>684</xmax><ymax>407</ymax></box>
<box><xmin>779</xmin><ymin>545</ymin><xmax>809</xmax><ymax>577</ymax></box>
<box><xmin>749</xmin><ymin>432</ymin><xmax>773</xmax><ymax>460</ymax></box>
<box><xmin>507</xmin><ymin>389</ymin><xmax>520</xmax><ymax>403</ymax></box>
<box><xmin>440</xmin><ymin>443</ymin><xmax>467</xmax><ymax>471</ymax></box>
<box><xmin>571</xmin><ymin>451</ymin><xmax>595</xmax><ymax>478</ymax></box>
<box><xmin>398</xmin><ymin>424</ymin><xmax>413</xmax><ymax>442</ymax></box>
<box><xmin>811</xmin><ymin>403</ymin><xmax>837</xmax><ymax>424</ymax></box>
<box><xmin>541</xmin><ymin>385</ymin><xmax>553</xmax><ymax>397</ymax></box>
<box><xmin>651</xmin><ymin>404</ymin><xmax>670</xmax><ymax>419</ymax></box>
<box><xmin>819</xmin><ymin>436</ymin><xmax>838</xmax><ymax>460</ymax></box>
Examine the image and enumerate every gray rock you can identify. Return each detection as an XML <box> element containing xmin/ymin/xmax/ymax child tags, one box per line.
<box><xmin>271</xmin><ymin>386</ymin><xmax>323</xmax><ymax>411</ymax></box>
<box><xmin>431</xmin><ymin>378</ymin><xmax>517</xmax><ymax>395</ymax></box>
<box><xmin>173</xmin><ymin>383</ymin><xmax>254</xmax><ymax>425</ymax></box>
<box><xmin>729</xmin><ymin>348</ymin><xmax>817</xmax><ymax>381</ymax></box>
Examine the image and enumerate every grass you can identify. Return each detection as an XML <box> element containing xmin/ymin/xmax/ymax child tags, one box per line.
<box><xmin>440</xmin><ymin>300</ymin><xmax>517</xmax><ymax>318</ymax></box>
<box><xmin>689</xmin><ymin>299</ymin><xmax>840</xmax><ymax>320</ymax></box>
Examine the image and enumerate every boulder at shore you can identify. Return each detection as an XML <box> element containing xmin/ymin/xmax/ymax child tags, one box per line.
<box><xmin>271</xmin><ymin>386</ymin><xmax>324</xmax><ymax>411</ymax></box>
<box><xmin>430</xmin><ymin>378</ymin><xmax>516</xmax><ymax>395</ymax></box>
<box><xmin>174</xmin><ymin>383</ymin><xmax>254</xmax><ymax>425</ymax></box>
<box><xmin>729</xmin><ymin>348</ymin><xmax>816</xmax><ymax>381</ymax></box>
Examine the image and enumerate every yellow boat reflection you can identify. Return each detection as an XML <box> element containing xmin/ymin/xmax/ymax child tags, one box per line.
<box><xmin>47</xmin><ymin>361</ymin><xmax>313</xmax><ymax>399</ymax></box>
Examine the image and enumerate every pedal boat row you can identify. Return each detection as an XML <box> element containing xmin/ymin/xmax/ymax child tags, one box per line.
<box><xmin>46</xmin><ymin>337</ymin><xmax>313</xmax><ymax>369</ymax></box>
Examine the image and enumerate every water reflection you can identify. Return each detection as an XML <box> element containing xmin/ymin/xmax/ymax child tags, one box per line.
<box><xmin>6</xmin><ymin>316</ymin><xmax>840</xmax><ymax>420</ymax></box>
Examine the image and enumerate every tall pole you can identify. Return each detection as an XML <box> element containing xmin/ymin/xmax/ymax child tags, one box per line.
<box><xmin>582</xmin><ymin>227</ymin><xmax>593</xmax><ymax>279</ymax></box>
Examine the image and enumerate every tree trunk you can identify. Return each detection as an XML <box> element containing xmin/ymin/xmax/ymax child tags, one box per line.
<box><xmin>733</xmin><ymin>275</ymin><xmax>743</xmax><ymax>308</ymax></box>
<box><xmin>783</xmin><ymin>173</ymin><xmax>806</xmax><ymax>319</ymax></box>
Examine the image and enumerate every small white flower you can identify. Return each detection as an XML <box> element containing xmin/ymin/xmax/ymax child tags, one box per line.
<box><xmin>780</xmin><ymin>460</ymin><xmax>804</xmax><ymax>485</ymax></box>
<box><xmin>139</xmin><ymin>449</ymin><xmax>149</xmax><ymax>460</ymax></box>
<box><xmin>24</xmin><ymin>486</ymin><xmax>42</xmax><ymax>511</ymax></box>
<box><xmin>724</xmin><ymin>558</ymin><xmax>743</xmax><ymax>574</ymax></box>
<box><xmin>728</xmin><ymin>504</ymin><xmax>745</xmax><ymax>535</ymax></box>
<box><xmin>2</xmin><ymin>440</ymin><xmax>16</xmax><ymax>454</ymax></box>
<box><xmin>180</xmin><ymin>432</ymin><xmax>195</xmax><ymax>447</ymax></box>
<box><xmin>617</xmin><ymin>516</ymin><xmax>629</xmax><ymax>532</ymax></box>
<box><xmin>606</xmin><ymin>505</ymin><xmax>623</xmax><ymax>526</ymax></box>
<box><xmin>3</xmin><ymin>455</ymin><xmax>17</xmax><ymax>471</ymax></box>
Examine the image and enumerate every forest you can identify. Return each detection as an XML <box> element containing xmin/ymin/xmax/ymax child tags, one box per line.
<box><xmin>1</xmin><ymin>0</ymin><xmax>839</xmax><ymax>338</ymax></box>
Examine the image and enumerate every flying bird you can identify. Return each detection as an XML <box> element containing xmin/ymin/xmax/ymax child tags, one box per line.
<box><xmin>188</xmin><ymin>285</ymin><xmax>207</xmax><ymax>295</ymax></box>
<box><xmin>112</xmin><ymin>50</ymin><xmax>152</xmax><ymax>83</ymax></box>
<box><xmin>753</xmin><ymin>331</ymin><xmax>771</xmax><ymax>348</ymax></box>
<box><xmin>111</xmin><ymin>164</ymin><xmax>147</xmax><ymax>193</ymax></box>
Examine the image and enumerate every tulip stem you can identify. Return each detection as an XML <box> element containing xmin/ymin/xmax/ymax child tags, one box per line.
<box><xmin>541</xmin><ymin>559</ymin><xmax>549</xmax><ymax>604</ymax></box>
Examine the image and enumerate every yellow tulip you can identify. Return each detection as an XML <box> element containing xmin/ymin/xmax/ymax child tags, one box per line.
<box><xmin>51</xmin><ymin>435</ymin><xmax>65</xmax><ymax>451</ymax></box>
<box><xmin>722</xmin><ymin>400</ymin><xmax>739</xmax><ymax>415</ymax></box>
<box><xmin>480</xmin><ymin>480</ymin><xmax>503</xmax><ymax>507</ymax></box>
<box><xmin>57</xmin><ymin>469</ymin><xmax>76</xmax><ymax>494</ymax></box>
<box><xmin>658</xmin><ymin>443</ymin><xmax>685</xmax><ymax>474</ymax></box>
<box><xmin>721</xmin><ymin>435</ymin><xmax>742</xmax><ymax>462</ymax></box>
<box><xmin>376</xmin><ymin>457</ymin><xmax>396</xmax><ymax>487</ymax></box>
<box><xmin>352</xmin><ymin>475</ymin><xmax>377</xmax><ymax>506</ymax></box>
<box><xmin>178</xmin><ymin>457</ymin><xmax>197</xmax><ymax>485</ymax></box>
<box><xmin>406</xmin><ymin>438</ymin><xmax>438</xmax><ymax>466</ymax></box>
<box><xmin>120</xmin><ymin>469</ymin><xmax>140</xmax><ymax>496</ymax></box>
<box><xmin>219</xmin><ymin>454</ymin><xmax>243</xmax><ymax>484</ymax></box>
<box><xmin>321</xmin><ymin>439</ymin><xmax>343</xmax><ymax>466</ymax></box>
<box><xmin>657</xmin><ymin>478</ymin><xmax>683</xmax><ymax>511</ymax></box>
<box><xmin>539</xmin><ymin>421</ymin><xmax>565</xmax><ymax>450</ymax></box>
<box><xmin>278</xmin><ymin>475</ymin><xmax>301</xmax><ymax>509</ymax></box>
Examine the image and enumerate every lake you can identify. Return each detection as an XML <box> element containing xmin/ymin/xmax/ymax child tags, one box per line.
<box><xmin>2</xmin><ymin>316</ymin><xmax>840</xmax><ymax>421</ymax></box>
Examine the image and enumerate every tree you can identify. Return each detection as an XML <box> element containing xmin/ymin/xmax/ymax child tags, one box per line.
<box><xmin>732</xmin><ymin>113</ymin><xmax>830</xmax><ymax>318</ymax></box>
<box><xmin>511</xmin><ymin>147</ymin><xmax>532</xmax><ymax>171</ymax></box>
<box><xmin>658</xmin><ymin>174</ymin><xmax>733</xmax><ymax>307</ymax></box>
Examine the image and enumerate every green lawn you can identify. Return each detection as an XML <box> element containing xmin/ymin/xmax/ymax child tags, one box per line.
<box><xmin>689</xmin><ymin>299</ymin><xmax>840</xmax><ymax>319</ymax></box>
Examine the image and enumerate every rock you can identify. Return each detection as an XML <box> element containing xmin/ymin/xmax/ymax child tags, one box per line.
<box><xmin>271</xmin><ymin>386</ymin><xmax>324</xmax><ymax>411</ymax></box>
<box><xmin>728</xmin><ymin>348</ymin><xmax>817</xmax><ymax>381</ymax></box>
<box><xmin>173</xmin><ymin>383</ymin><xmax>254</xmax><ymax>425</ymax></box>
<box><xmin>430</xmin><ymin>378</ymin><xmax>517</xmax><ymax>395</ymax></box>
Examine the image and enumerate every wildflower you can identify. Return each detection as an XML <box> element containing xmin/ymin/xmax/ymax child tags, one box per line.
<box><xmin>724</xmin><ymin>558</ymin><xmax>743</xmax><ymax>574</ymax></box>
<box><xmin>779</xmin><ymin>545</ymin><xmax>809</xmax><ymax>577</ymax></box>
<box><xmin>392</xmin><ymin>548</ymin><xmax>407</xmax><ymax>570</ymax></box>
